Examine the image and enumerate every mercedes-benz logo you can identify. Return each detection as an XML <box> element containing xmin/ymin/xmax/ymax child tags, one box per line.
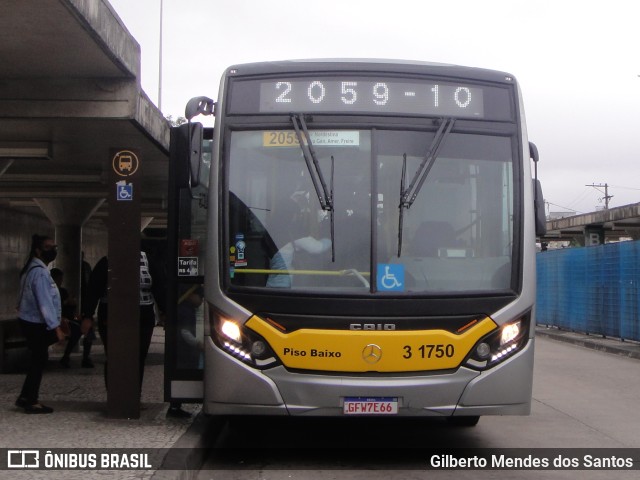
<box><xmin>362</xmin><ymin>344</ymin><xmax>382</xmax><ymax>364</ymax></box>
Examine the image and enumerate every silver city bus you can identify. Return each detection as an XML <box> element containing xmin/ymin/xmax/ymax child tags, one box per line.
<box><xmin>190</xmin><ymin>59</ymin><xmax>544</xmax><ymax>425</ymax></box>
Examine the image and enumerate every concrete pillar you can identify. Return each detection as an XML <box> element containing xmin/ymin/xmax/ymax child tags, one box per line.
<box><xmin>584</xmin><ymin>226</ymin><xmax>604</xmax><ymax>247</ymax></box>
<box><xmin>54</xmin><ymin>224</ymin><xmax>82</xmax><ymax>306</ymax></box>
<box><xmin>107</xmin><ymin>148</ymin><xmax>142</xmax><ymax>419</ymax></box>
<box><xmin>34</xmin><ymin>198</ymin><xmax>105</xmax><ymax>311</ymax></box>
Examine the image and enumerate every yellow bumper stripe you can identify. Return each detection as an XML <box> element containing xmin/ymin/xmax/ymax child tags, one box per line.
<box><xmin>246</xmin><ymin>315</ymin><xmax>497</xmax><ymax>373</ymax></box>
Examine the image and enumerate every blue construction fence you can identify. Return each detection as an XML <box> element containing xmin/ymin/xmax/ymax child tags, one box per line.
<box><xmin>536</xmin><ymin>240</ymin><xmax>640</xmax><ymax>341</ymax></box>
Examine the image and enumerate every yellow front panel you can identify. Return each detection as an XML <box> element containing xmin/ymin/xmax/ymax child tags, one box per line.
<box><xmin>246</xmin><ymin>316</ymin><xmax>497</xmax><ymax>373</ymax></box>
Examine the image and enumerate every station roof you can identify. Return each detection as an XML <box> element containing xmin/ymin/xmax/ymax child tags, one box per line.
<box><xmin>0</xmin><ymin>0</ymin><xmax>170</xmax><ymax>227</ymax></box>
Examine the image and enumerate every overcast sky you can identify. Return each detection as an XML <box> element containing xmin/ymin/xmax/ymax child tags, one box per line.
<box><xmin>109</xmin><ymin>0</ymin><xmax>640</xmax><ymax>215</ymax></box>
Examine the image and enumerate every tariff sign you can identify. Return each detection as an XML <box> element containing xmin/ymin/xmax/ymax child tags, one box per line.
<box><xmin>178</xmin><ymin>257</ymin><xmax>198</xmax><ymax>276</ymax></box>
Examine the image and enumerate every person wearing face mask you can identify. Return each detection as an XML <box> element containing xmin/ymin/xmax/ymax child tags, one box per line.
<box><xmin>15</xmin><ymin>234</ymin><xmax>66</xmax><ymax>414</ymax></box>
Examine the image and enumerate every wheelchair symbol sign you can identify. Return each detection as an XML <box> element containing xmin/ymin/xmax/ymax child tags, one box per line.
<box><xmin>116</xmin><ymin>183</ymin><xmax>133</xmax><ymax>201</ymax></box>
<box><xmin>377</xmin><ymin>264</ymin><xmax>404</xmax><ymax>292</ymax></box>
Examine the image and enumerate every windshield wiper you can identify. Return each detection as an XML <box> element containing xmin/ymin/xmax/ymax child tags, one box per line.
<box><xmin>291</xmin><ymin>114</ymin><xmax>335</xmax><ymax>262</ymax></box>
<box><xmin>397</xmin><ymin>117</ymin><xmax>455</xmax><ymax>257</ymax></box>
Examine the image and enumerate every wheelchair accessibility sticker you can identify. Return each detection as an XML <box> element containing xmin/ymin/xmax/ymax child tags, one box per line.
<box><xmin>377</xmin><ymin>264</ymin><xmax>404</xmax><ymax>292</ymax></box>
<box><xmin>116</xmin><ymin>181</ymin><xmax>133</xmax><ymax>201</ymax></box>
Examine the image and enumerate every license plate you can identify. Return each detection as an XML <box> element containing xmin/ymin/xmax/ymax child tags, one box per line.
<box><xmin>343</xmin><ymin>397</ymin><xmax>398</xmax><ymax>415</ymax></box>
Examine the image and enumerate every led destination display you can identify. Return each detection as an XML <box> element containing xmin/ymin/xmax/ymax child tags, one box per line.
<box><xmin>259</xmin><ymin>78</ymin><xmax>484</xmax><ymax>117</ymax></box>
<box><xmin>229</xmin><ymin>75</ymin><xmax>514</xmax><ymax>120</ymax></box>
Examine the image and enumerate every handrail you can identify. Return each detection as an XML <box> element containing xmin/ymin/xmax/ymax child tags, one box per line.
<box><xmin>233</xmin><ymin>269</ymin><xmax>370</xmax><ymax>276</ymax></box>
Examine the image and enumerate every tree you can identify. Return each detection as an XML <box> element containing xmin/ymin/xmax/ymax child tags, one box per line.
<box><xmin>165</xmin><ymin>115</ymin><xmax>187</xmax><ymax>126</ymax></box>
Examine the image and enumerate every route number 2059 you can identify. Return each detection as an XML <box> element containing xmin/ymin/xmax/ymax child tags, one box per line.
<box><xmin>403</xmin><ymin>344</ymin><xmax>455</xmax><ymax>359</ymax></box>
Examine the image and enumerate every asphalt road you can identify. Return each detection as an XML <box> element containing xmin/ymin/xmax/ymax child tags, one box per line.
<box><xmin>196</xmin><ymin>336</ymin><xmax>640</xmax><ymax>479</ymax></box>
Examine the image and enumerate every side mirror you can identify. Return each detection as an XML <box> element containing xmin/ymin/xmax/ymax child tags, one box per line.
<box><xmin>171</xmin><ymin>123</ymin><xmax>203</xmax><ymax>189</ymax></box>
<box><xmin>529</xmin><ymin>142</ymin><xmax>545</xmax><ymax>236</ymax></box>
<box><xmin>533</xmin><ymin>179</ymin><xmax>546</xmax><ymax>237</ymax></box>
<box><xmin>185</xmin><ymin>96</ymin><xmax>215</xmax><ymax>121</ymax></box>
<box><xmin>181</xmin><ymin>96</ymin><xmax>215</xmax><ymax>189</ymax></box>
<box><xmin>529</xmin><ymin>142</ymin><xmax>539</xmax><ymax>164</ymax></box>
<box><xmin>188</xmin><ymin>123</ymin><xmax>203</xmax><ymax>188</ymax></box>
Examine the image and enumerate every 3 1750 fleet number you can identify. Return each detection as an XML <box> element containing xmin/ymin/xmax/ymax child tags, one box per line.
<box><xmin>403</xmin><ymin>344</ymin><xmax>455</xmax><ymax>359</ymax></box>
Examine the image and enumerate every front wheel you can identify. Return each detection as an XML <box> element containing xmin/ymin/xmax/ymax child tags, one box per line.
<box><xmin>446</xmin><ymin>415</ymin><xmax>480</xmax><ymax>427</ymax></box>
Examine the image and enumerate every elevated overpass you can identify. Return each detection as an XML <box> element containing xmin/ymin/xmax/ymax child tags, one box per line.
<box><xmin>542</xmin><ymin>202</ymin><xmax>640</xmax><ymax>245</ymax></box>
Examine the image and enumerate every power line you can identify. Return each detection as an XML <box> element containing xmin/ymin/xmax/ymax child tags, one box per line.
<box><xmin>608</xmin><ymin>184</ymin><xmax>640</xmax><ymax>191</ymax></box>
<box><xmin>545</xmin><ymin>201</ymin><xmax>584</xmax><ymax>215</ymax></box>
<box><xmin>566</xmin><ymin>188</ymin><xmax>592</xmax><ymax>210</ymax></box>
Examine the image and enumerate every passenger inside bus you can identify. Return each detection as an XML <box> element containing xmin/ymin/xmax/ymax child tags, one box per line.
<box><xmin>266</xmin><ymin>191</ymin><xmax>331</xmax><ymax>288</ymax></box>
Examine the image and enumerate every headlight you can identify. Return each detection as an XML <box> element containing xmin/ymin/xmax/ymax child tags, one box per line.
<box><xmin>208</xmin><ymin>306</ymin><xmax>280</xmax><ymax>369</ymax></box>
<box><xmin>501</xmin><ymin>322</ymin><xmax>521</xmax><ymax>345</ymax></box>
<box><xmin>220</xmin><ymin>319</ymin><xmax>242</xmax><ymax>342</ymax></box>
<box><xmin>464</xmin><ymin>314</ymin><xmax>530</xmax><ymax>370</ymax></box>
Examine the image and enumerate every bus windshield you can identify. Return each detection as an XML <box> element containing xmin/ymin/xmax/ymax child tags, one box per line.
<box><xmin>227</xmin><ymin>128</ymin><xmax>514</xmax><ymax>294</ymax></box>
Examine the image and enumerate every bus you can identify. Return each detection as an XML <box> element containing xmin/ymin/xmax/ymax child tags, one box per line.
<box><xmin>176</xmin><ymin>59</ymin><xmax>545</xmax><ymax>425</ymax></box>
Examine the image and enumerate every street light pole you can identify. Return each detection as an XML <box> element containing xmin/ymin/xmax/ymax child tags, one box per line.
<box><xmin>158</xmin><ymin>0</ymin><xmax>163</xmax><ymax>111</ymax></box>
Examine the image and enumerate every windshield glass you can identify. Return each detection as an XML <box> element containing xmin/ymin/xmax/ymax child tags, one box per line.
<box><xmin>227</xmin><ymin>129</ymin><xmax>514</xmax><ymax>294</ymax></box>
<box><xmin>376</xmin><ymin>131</ymin><xmax>513</xmax><ymax>293</ymax></box>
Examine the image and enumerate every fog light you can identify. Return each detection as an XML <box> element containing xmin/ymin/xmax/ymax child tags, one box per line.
<box><xmin>476</xmin><ymin>342</ymin><xmax>491</xmax><ymax>359</ymax></box>
<box><xmin>251</xmin><ymin>340</ymin><xmax>267</xmax><ymax>357</ymax></box>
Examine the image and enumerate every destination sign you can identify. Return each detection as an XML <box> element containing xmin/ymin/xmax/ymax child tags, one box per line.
<box><xmin>259</xmin><ymin>78</ymin><xmax>484</xmax><ymax>117</ymax></box>
<box><xmin>228</xmin><ymin>74</ymin><xmax>513</xmax><ymax>120</ymax></box>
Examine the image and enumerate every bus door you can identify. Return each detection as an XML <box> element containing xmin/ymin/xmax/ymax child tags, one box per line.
<box><xmin>164</xmin><ymin>123</ymin><xmax>212</xmax><ymax>403</ymax></box>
